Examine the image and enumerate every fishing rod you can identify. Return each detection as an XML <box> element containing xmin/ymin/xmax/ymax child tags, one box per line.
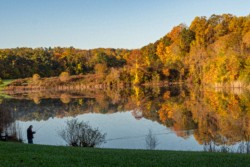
<box><xmin>34</xmin><ymin>119</ymin><xmax>61</xmax><ymax>132</ymax></box>
<box><xmin>34</xmin><ymin>122</ymin><xmax>47</xmax><ymax>132</ymax></box>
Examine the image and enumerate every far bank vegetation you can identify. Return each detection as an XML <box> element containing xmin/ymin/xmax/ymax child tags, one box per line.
<box><xmin>1</xmin><ymin>14</ymin><xmax>250</xmax><ymax>90</ymax></box>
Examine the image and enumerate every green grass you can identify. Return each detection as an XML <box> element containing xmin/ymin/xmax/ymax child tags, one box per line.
<box><xmin>0</xmin><ymin>79</ymin><xmax>14</xmax><ymax>99</ymax></box>
<box><xmin>0</xmin><ymin>79</ymin><xmax>14</xmax><ymax>90</ymax></box>
<box><xmin>0</xmin><ymin>142</ymin><xmax>250</xmax><ymax>167</ymax></box>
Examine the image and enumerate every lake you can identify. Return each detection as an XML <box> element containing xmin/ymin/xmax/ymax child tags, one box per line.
<box><xmin>0</xmin><ymin>86</ymin><xmax>249</xmax><ymax>153</ymax></box>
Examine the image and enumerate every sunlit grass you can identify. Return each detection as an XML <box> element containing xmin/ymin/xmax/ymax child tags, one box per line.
<box><xmin>0</xmin><ymin>79</ymin><xmax>14</xmax><ymax>90</ymax></box>
<box><xmin>0</xmin><ymin>80</ymin><xmax>14</xmax><ymax>99</ymax></box>
<box><xmin>0</xmin><ymin>142</ymin><xmax>249</xmax><ymax>167</ymax></box>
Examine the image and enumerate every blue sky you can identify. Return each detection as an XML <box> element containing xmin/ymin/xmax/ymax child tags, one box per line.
<box><xmin>0</xmin><ymin>0</ymin><xmax>249</xmax><ymax>49</ymax></box>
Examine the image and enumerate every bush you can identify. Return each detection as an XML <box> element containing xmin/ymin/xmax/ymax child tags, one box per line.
<box><xmin>0</xmin><ymin>78</ymin><xmax>3</xmax><ymax>85</ymax></box>
<box><xmin>58</xmin><ymin>119</ymin><xmax>106</xmax><ymax>147</ymax></box>
<box><xmin>145</xmin><ymin>129</ymin><xmax>158</xmax><ymax>150</ymax></box>
<box><xmin>94</xmin><ymin>63</ymin><xmax>107</xmax><ymax>74</ymax></box>
<box><xmin>32</xmin><ymin>74</ymin><xmax>40</xmax><ymax>82</ymax></box>
<box><xmin>59</xmin><ymin>72</ymin><xmax>70</xmax><ymax>82</ymax></box>
<box><xmin>60</xmin><ymin>93</ymin><xmax>71</xmax><ymax>104</ymax></box>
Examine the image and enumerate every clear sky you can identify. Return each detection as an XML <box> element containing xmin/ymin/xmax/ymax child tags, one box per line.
<box><xmin>0</xmin><ymin>0</ymin><xmax>249</xmax><ymax>49</ymax></box>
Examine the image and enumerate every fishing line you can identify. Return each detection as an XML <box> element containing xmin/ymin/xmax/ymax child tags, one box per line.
<box><xmin>34</xmin><ymin>122</ymin><xmax>47</xmax><ymax>132</ymax></box>
<box><xmin>104</xmin><ymin>129</ymin><xmax>197</xmax><ymax>142</ymax></box>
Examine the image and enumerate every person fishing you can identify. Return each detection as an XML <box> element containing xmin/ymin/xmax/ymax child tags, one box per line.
<box><xmin>27</xmin><ymin>125</ymin><xmax>36</xmax><ymax>144</ymax></box>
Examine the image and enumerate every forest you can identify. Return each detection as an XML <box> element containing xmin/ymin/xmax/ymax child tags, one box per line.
<box><xmin>0</xmin><ymin>14</ymin><xmax>250</xmax><ymax>87</ymax></box>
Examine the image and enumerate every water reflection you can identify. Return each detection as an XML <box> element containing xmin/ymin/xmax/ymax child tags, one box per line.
<box><xmin>0</xmin><ymin>86</ymin><xmax>250</xmax><ymax>151</ymax></box>
<box><xmin>0</xmin><ymin>106</ymin><xmax>22</xmax><ymax>142</ymax></box>
<box><xmin>16</xmin><ymin>112</ymin><xmax>202</xmax><ymax>150</ymax></box>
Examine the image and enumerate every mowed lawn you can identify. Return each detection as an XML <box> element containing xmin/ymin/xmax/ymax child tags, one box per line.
<box><xmin>0</xmin><ymin>142</ymin><xmax>250</xmax><ymax>167</ymax></box>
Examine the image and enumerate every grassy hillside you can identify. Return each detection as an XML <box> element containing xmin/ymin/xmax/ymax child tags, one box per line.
<box><xmin>0</xmin><ymin>142</ymin><xmax>250</xmax><ymax>167</ymax></box>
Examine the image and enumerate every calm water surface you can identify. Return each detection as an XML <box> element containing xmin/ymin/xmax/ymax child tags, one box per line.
<box><xmin>17</xmin><ymin>112</ymin><xmax>202</xmax><ymax>150</ymax></box>
<box><xmin>1</xmin><ymin>86</ymin><xmax>249</xmax><ymax>152</ymax></box>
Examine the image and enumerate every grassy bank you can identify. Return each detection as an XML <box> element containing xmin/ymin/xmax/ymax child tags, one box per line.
<box><xmin>0</xmin><ymin>79</ymin><xmax>14</xmax><ymax>90</ymax></box>
<box><xmin>0</xmin><ymin>80</ymin><xmax>14</xmax><ymax>98</ymax></box>
<box><xmin>0</xmin><ymin>142</ymin><xmax>250</xmax><ymax>167</ymax></box>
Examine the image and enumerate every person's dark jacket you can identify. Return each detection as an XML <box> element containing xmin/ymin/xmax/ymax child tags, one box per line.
<box><xmin>27</xmin><ymin>127</ymin><xmax>35</xmax><ymax>140</ymax></box>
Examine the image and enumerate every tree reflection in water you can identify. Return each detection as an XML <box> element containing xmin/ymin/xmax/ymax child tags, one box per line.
<box><xmin>0</xmin><ymin>106</ymin><xmax>23</xmax><ymax>142</ymax></box>
<box><xmin>1</xmin><ymin>85</ymin><xmax>250</xmax><ymax>152</ymax></box>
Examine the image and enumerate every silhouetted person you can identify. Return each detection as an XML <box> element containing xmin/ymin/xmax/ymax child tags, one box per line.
<box><xmin>27</xmin><ymin>125</ymin><xmax>35</xmax><ymax>144</ymax></box>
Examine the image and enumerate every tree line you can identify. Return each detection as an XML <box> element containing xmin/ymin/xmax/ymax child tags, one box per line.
<box><xmin>0</xmin><ymin>14</ymin><xmax>250</xmax><ymax>86</ymax></box>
